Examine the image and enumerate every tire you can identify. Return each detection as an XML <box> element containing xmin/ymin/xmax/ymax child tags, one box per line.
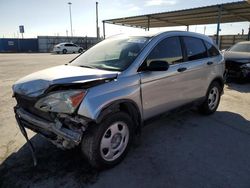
<box><xmin>199</xmin><ymin>81</ymin><xmax>222</xmax><ymax>115</ymax></box>
<box><xmin>223</xmin><ymin>69</ymin><xmax>228</xmax><ymax>83</ymax></box>
<box><xmin>81</xmin><ymin>112</ymin><xmax>134</xmax><ymax>169</ymax></box>
<box><xmin>78</xmin><ymin>48</ymin><xmax>83</xmax><ymax>53</ymax></box>
<box><xmin>62</xmin><ymin>49</ymin><xmax>67</xmax><ymax>54</ymax></box>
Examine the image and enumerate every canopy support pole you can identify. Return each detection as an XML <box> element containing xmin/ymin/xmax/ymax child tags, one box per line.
<box><xmin>186</xmin><ymin>25</ymin><xmax>189</xmax><ymax>31</ymax></box>
<box><xmin>147</xmin><ymin>16</ymin><xmax>150</xmax><ymax>31</ymax></box>
<box><xmin>103</xmin><ymin>21</ymin><xmax>106</xmax><ymax>39</ymax></box>
<box><xmin>216</xmin><ymin>5</ymin><xmax>222</xmax><ymax>45</ymax></box>
<box><xmin>248</xmin><ymin>24</ymin><xmax>250</xmax><ymax>41</ymax></box>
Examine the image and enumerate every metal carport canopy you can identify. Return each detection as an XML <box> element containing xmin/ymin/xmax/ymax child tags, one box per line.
<box><xmin>103</xmin><ymin>1</ymin><xmax>250</xmax><ymax>43</ymax></box>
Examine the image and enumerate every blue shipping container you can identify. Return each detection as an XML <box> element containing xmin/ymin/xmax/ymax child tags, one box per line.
<box><xmin>0</xmin><ymin>38</ymin><xmax>38</xmax><ymax>52</ymax></box>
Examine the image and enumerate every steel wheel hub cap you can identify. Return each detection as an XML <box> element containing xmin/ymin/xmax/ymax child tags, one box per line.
<box><xmin>111</xmin><ymin>133</ymin><xmax>122</xmax><ymax>149</ymax></box>
<box><xmin>100</xmin><ymin>121</ymin><xmax>129</xmax><ymax>162</ymax></box>
<box><xmin>208</xmin><ymin>87</ymin><xmax>219</xmax><ymax>110</ymax></box>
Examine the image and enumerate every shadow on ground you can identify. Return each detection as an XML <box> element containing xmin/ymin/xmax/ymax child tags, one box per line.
<box><xmin>1</xmin><ymin>110</ymin><xmax>250</xmax><ymax>188</ymax></box>
<box><xmin>226</xmin><ymin>82</ymin><xmax>250</xmax><ymax>93</ymax></box>
<box><xmin>0</xmin><ymin>136</ymin><xmax>98</xmax><ymax>188</ymax></box>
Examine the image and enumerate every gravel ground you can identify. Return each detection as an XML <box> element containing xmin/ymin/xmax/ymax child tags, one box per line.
<box><xmin>0</xmin><ymin>53</ymin><xmax>250</xmax><ymax>188</ymax></box>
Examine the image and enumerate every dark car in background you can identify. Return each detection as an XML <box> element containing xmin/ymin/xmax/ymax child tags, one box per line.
<box><xmin>224</xmin><ymin>41</ymin><xmax>250</xmax><ymax>82</ymax></box>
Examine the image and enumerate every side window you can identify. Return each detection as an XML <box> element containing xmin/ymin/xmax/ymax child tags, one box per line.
<box><xmin>183</xmin><ymin>37</ymin><xmax>208</xmax><ymax>61</ymax></box>
<box><xmin>204</xmin><ymin>41</ymin><xmax>220</xmax><ymax>57</ymax></box>
<box><xmin>146</xmin><ymin>37</ymin><xmax>183</xmax><ymax>66</ymax></box>
<box><xmin>65</xmin><ymin>44</ymin><xmax>73</xmax><ymax>47</ymax></box>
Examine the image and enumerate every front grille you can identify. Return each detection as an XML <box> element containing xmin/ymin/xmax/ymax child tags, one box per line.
<box><xmin>15</xmin><ymin>94</ymin><xmax>54</xmax><ymax>121</ymax></box>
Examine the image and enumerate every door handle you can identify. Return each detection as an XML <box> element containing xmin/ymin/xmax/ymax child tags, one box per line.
<box><xmin>207</xmin><ymin>61</ymin><xmax>214</xmax><ymax>65</ymax></box>
<box><xmin>177</xmin><ymin>67</ymin><xmax>187</xmax><ymax>72</ymax></box>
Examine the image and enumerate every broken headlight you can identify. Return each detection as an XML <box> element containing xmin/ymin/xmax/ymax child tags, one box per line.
<box><xmin>35</xmin><ymin>90</ymin><xmax>86</xmax><ymax>114</ymax></box>
<box><xmin>240</xmin><ymin>63</ymin><xmax>250</xmax><ymax>69</ymax></box>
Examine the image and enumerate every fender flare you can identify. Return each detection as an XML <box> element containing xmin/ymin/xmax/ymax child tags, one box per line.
<box><xmin>96</xmin><ymin>99</ymin><xmax>143</xmax><ymax>134</ymax></box>
<box><xmin>207</xmin><ymin>76</ymin><xmax>224</xmax><ymax>95</ymax></box>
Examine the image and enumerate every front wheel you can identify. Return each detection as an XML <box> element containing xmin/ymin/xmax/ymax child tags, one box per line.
<box><xmin>81</xmin><ymin>112</ymin><xmax>134</xmax><ymax>169</ymax></box>
<box><xmin>62</xmin><ymin>49</ymin><xmax>67</xmax><ymax>54</ymax></box>
<box><xmin>199</xmin><ymin>81</ymin><xmax>222</xmax><ymax>115</ymax></box>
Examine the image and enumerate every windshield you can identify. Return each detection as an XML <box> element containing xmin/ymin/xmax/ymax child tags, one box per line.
<box><xmin>229</xmin><ymin>43</ymin><xmax>250</xmax><ymax>53</ymax></box>
<box><xmin>71</xmin><ymin>36</ymin><xmax>150</xmax><ymax>71</ymax></box>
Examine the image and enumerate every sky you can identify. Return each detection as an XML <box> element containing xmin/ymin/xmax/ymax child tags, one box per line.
<box><xmin>0</xmin><ymin>0</ymin><xmax>249</xmax><ymax>38</ymax></box>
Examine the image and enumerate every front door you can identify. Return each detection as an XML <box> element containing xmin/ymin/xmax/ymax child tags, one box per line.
<box><xmin>139</xmin><ymin>36</ymin><xmax>187</xmax><ymax>119</ymax></box>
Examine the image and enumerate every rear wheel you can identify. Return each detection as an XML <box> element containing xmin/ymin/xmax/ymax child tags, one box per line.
<box><xmin>81</xmin><ymin>112</ymin><xmax>134</xmax><ymax>169</ymax></box>
<box><xmin>199</xmin><ymin>81</ymin><xmax>222</xmax><ymax>115</ymax></box>
<box><xmin>78</xmin><ymin>48</ymin><xmax>83</xmax><ymax>53</ymax></box>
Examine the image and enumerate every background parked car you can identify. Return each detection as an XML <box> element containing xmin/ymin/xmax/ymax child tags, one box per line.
<box><xmin>224</xmin><ymin>41</ymin><xmax>250</xmax><ymax>82</ymax></box>
<box><xmin>52</xmin><ymin>43</ymin><xmax>84</xmax><ymax>54</ymax></box>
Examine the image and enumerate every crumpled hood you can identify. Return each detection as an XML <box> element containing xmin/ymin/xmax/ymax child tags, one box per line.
<box><xmin>13</xmin><ymin>65</ymin><xmax>118</xmax><ymax>97</ymax></box>
<box><xmin>224</xmin><ymin>51</ymin><xmax>250</xmax><ymax>60</ymax></box>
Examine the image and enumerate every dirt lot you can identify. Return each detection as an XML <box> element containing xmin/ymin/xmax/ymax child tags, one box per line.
<box><xmin>0</xmin><ymin>53</ymin><xmax>250</xmax><ymax>188</ymax></box>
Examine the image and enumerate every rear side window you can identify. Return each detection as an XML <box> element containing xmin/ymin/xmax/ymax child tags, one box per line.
<box><xmin>204</xmin><ymin>41</ymin><xmax>220</xmax><ymax>57</ymax></box>
<box><xmin>146</xmin><ymin>37</ymin><xmax>183</xmax><ymax>65</ymax></box>
<box><xmin>182</xmin><ymin>37</ymin><xmax>208</xmax><ymax>61</ymax></box>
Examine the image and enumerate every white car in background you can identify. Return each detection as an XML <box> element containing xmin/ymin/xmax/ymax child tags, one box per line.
<box><xmin>52</xmin><ymin>43</ymin><xmax>84</xmax><ymax>54</ymax></box>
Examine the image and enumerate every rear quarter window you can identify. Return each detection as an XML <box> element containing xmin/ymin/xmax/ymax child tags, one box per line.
<box><xmin>204</xmin><ymin>41</ymin><xmax>220</xmax><ymax>57</ymax></box>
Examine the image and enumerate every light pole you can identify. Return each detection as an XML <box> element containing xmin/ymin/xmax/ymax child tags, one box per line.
<box><xmin>68</xmin><ymin>2</ymin><xmax>73</xmax><ymax>37</ymax></box>
<box><xmin>96</xmin><ymin>2</ymin><xmax>100</xmax><ymax>39</ymax></box>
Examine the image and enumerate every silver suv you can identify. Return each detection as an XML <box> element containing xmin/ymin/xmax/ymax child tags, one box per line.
<box><xmin>13</xmin><ymin>31</ymin><xmax>225</xmax><ymax>168</ymax></box>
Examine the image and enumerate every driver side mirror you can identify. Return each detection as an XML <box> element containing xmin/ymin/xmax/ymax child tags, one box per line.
<box><xmin>147</xmin><ymin>60</ymin><xmax>169</xmax><ymax>71</ymax></box>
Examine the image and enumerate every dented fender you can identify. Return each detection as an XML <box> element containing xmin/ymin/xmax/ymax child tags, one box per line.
<box><xmin>77</xmin><ymin>74</ymin><xmax>143</xmax><ymax>122</ymax></box>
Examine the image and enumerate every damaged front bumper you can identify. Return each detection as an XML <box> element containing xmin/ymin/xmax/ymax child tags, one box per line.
<box><xmin>241</xmin><ymin>67</ymin><xmax>250</xmax><ymax>78</ymax></box>
<box><xmin>227</xmin><ymin>68</ymin><xmax>250</xmax><ymax>78</ymax></box>
<box><xmin>14</xmin><ymin>107</ymin><xmax>88</xmax><ymax>149</ymax></box>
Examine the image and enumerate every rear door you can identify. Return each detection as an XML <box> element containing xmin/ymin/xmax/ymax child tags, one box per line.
<box><xmin>178</xmin><ymin>36</ymin><xmax>211</xmax><ymax>102</ymax></box>
<box><xmin>72</xmin><ymin>44</ymin><xmax>79</xmax><ymax>52</ymax></box>
<box><xmin>203</xmin><ymin>41</ymin><xmax>222</xmax><ymax>86</ymax></box>
<box><xmin>65</xmin><ymin>43</ymin><xmax>74</xmax><ymax>53</ymax></box>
